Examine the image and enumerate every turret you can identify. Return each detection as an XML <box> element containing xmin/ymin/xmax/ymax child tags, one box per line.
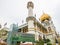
<box><xmin>27</xmin><ymin>1</ymin><xmax>34</xmax><ymax>16</ymax></box>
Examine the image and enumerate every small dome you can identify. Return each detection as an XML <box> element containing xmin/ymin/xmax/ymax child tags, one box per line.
<box><xmin>27</xmin><ymin>1</ymin><xmax>34</xmax><ymax>9</ymax></box>
<box><xmin>39</xmin><ymin>13</ymin><xmax>51</xmax><ymax>22</ymax></box>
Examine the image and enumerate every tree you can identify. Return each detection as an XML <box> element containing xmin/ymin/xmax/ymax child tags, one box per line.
<box><xmin>47</xmin><ymin>43</ymin><xmax>52</xmax><ymax>45</ymax></box>
<box><xmin>36</xmin><ymin>39</ymin><xmax>44</xmax><ymax>45</ymax></box>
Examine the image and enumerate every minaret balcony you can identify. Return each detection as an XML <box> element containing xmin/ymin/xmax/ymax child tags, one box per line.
<box><xmin>26</xmin><ymin>16</ymin><xmax>36</xmax><ymax>22</ymax></box>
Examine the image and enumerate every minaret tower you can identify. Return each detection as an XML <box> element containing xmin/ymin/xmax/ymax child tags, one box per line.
<box><xmin>26</xmin><ymin>1</ymin><xmax>36</xmax><ymax>32</ymax></box>
<box><xmin>27</xmin><ymin>1</ymin><xmax>34</xmax><ymax>16</ymax></box>
<box><xmin>26</xmin><ymin>1</ymin><xmax>39</xmax><ymax>41</ymax></box>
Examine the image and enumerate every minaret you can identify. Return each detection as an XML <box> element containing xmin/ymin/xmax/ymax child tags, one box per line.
<box><xmin>27</xmin><ymin>1</ymin><xmax>34</xmax><ymax>16</ymax></box>
<box><xmin>26</xmin><ymin>2</ymin><xmax>39</xmax><ymax>41</ymax></box>
<box><xmin>26</xmin><ymin>1</ymin><xmax>35</xmax><ymax>32</ymax></box>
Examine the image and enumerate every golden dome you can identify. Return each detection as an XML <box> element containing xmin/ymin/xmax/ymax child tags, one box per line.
<box><xmin>40</xmin><ymin>13</ymin><xmax>51</xmax><ymax>22</ymax></box>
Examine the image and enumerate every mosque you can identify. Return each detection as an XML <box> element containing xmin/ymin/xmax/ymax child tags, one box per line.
<box><xmin>0</xmin><ymin>1</ymin><xmax>60</xmax><ymax>45</ymax></box>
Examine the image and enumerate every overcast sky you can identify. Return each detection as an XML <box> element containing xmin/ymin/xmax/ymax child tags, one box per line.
<box><xmin>0</xmin><ymin>0</ymin><xmax>60</xmax><ymax>33</ymax></box>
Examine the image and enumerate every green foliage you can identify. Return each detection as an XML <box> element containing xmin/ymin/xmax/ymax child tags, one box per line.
<box><xmin>36</xmin><ymin>39</ymin><xmax>51</xmax><ymax>45</ymax></box>
<box><xmin>47</xmin><ymin>43</ymin><xmax>52</xmax><ymax>45</ymax></box>
<box><xmin>46</xmin><ymin>39</ymin><xmax>50</xmax><ymax>43</ymax></box>
<box><xmin>36</xmin><ymin>39</ymin><xmax>44</xmax><ymax>45</ymax></box>
<box><xmin>44</xmin><ymin>39</ymin><xmax>50</xmax><ymax>43</ymax></box>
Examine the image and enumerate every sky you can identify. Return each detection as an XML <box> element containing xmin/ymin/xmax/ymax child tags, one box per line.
<box><xmin>0</xmin><ymin>0</ymin><xmax>60</xmax><ymax>33</ymax></box>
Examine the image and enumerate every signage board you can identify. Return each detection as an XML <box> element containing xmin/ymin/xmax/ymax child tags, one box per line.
<box><xmin>11</xmin><ymin>33</ymin><xmax>35</xmax><ymax>42</ymax></box>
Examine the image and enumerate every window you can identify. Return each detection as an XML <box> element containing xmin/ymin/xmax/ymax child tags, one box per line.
<box><xmin>48</xmin><ymin>27</ymin><xmax>51</xmax><ymax>31</ymax></box>
<box><xmin>18</xmin><ymin>29</ymin><xmax>21</xmax><ymax>32</ymax></box>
